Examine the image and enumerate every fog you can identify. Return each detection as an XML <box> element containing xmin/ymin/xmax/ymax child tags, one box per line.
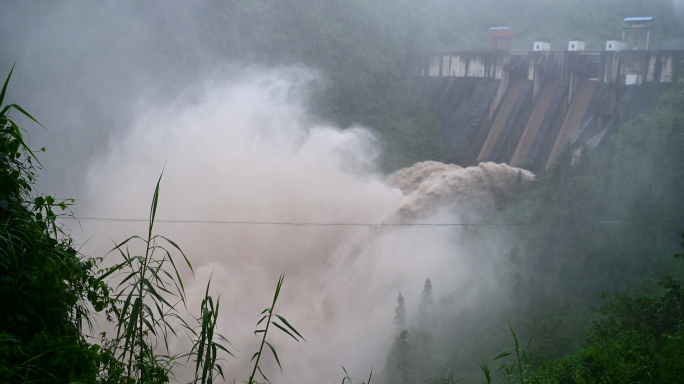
<box><xmin>76</xmin><ymin>65</ymin><xmax>534</xmax><ymax>382</ymax></box>
<box><xmin>7</xmin><ymin>1</ymin><xmax>680</xmax><ymax>383</ymax></box>
<box><xmin>0</xmin><ymin>3</ymin><xmax>537</xmax><ymax>381</ymax></box>
<box><xmin>0</xmin><ymin>1</ymin><xmax>212</xmax><ymax>198</ymax></box>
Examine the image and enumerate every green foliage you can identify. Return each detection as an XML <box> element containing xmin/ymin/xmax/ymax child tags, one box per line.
<box><xmin>248</xmin><ymin>272</ymin><xmax>305</xmax><ymax>384</ymax></box>
<box><xmin>480</xmin><ymin>324</ymin><xmax>533</xmax><ymax>384</ymax></box>
<box><xmin>385</xmin><ymin>330</ymin><xmax>412</xmax><ymax>384</ymax></box>
<box><xmin>393</xmin><ymin>292</ymin><xmax>407</xmax><ymax>330</ymax></box>
<box><xmin>192</xmin><ymin>0</ymin><xmax>682</xmax><ymax>171</ymax></box>
<box><xmin>419</xmin><ymin>278</ymin><xmax>433</xmax><ymax>312</ymax></box>
<box><xmin>382</xmin><ymin>48</ymin><xmax>684</xmax><ymax>384</ymax></box>
<box><xmin>437</xmin><ymin>0</ymin><xmax>682</xmax><ymax>51</ymax></box>
<box><xmin>532</xmin><ymin>272</ymin><xmax>684</xmax><ymax>383</ymax></box>
<box><xmin>185</xmin><ymin>278</ymin><xmax>233</xmax><ymax>384</ymax></box>
<box><xmin>438</xmin><ymin>372</ymin><xmax>462</xmax><ymax>384</ymax></box>
<box><xmin>0</xmin><ymin>65</ymin><xmax>297</xmax><ymax>384</ymax></box>
<box><xmin>340</xmin><ymin>365</ymin><xmax>373</xmax><ymax>384</ymax></box>
<box><xmin>0</xmin><ymin>66</ymin><xmax>108</xmax><ymax>383</ymax></box>
<box><xmin>4</xmin><ymin>0</ymin><xmax>684</xmax><ymax>380</ymax></box>
<box><xmin>103</xmin><ymin>171</ymin><xmax>193</xmax><ymax>384</ymax></box>
<box><xmin>194</xmin><ymin>0</ymin><xmax>454</xmax><ymax>172</ymax></box>
<box><xmin>375</xmin><ymin>105</ymin><xmax>446</xmax><ymax>172</ymax></box>
<box><xmin>490</xmin><ymin>81</ymin><xmax>684</xmax><ymax>362</ymax></box>
<box><xmin>482</xmin><ymin>270</ymin><xmax>684</xmax><ymax>383</ymax></box>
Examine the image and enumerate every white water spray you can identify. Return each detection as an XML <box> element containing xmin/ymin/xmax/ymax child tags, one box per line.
<box><xmin>76</xmin><ymin>68</ymin><xmax>533</xmax><ymax>384</ymax></box>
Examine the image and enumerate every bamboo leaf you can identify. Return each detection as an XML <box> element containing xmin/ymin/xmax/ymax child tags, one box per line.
<box><xmin>95</xmin><ymin>259</ymin><xmax>130</xmax><ymax>282</ymax></box>
<box><xmin>116</xmin><ymin>270</ymin><xmax>139</xmax><ymax>290</ymax></box>
<box><xmin>0</xmin><ymin>63</ymin><xmax>15</xmax><ymax>108</ymax></box>
<box><xmin>264</xmin><ymin>341</ymin><xmax>282</xmax><ymax>372</ymax></box>
<box><xmin>148</xmin><ymin>171</ymin><xmax>164</xmax><ymax>239</ymax></box>
<box><xmin>492</xmin><ymin>349</ymin><xmax>512</xmax><ymax>361</ymax></box>
<box><xmin>274</xmin><ymin>314</ymin><xmax>306</xmax><ymax>341</ymax></box>
<box><xmin>117</xmin><ymin>292</ymin><xmax>135</xmax><ymax>335</ymax></box>
<box><xmin>6</xmin><ymin>104</ymin><xmax>44</xmax><ymax>128</ymax></box>
<box><xmin>142</xmin><ymin>318</ymin><xmax>157</xmax><ymax>335</ymax></box>
<box><xmin>214</xmin><ymin>343</ymin><xmax>235</xmax><ymax>358</ymax></box>
<box><xmin>256</xmin><ymin>315</ymin><xmax>268</xmax><ymax>327</ymax></box>
<box><xmin>160</xmin><ymin>235</ymin><xmax>193</xmax><ymax>272</ymax></box>
<box><xmin>271</xmin><ymin>274</ymin><xmax>284</xmax><ymax>307</ymax></box>
<box><xmin>257</xmin><ymin>365</ymin><xmax>270</xmax><ymax>382</ymax></box>
<box><xmin>108</xmin><ymin>235</ymin><xmax>146</xmax><ymax>254</ymax></box>
<box><xmin>272</xmin><ymin>322</ymin><xmax>300</xmax><ymax>343</ymax></box>
<box><xmin>202</xmin><ymin>341</ymin><xmax>212</xmax><ymax>384</ymax></box>
<box><xmin>122</xmin><ymin>298</ymin><xmax>141</xmax><ymax>356</ymax></box>
<box><xmin>8</xmin><ymin>120</ymin><xmax>42</xmax><ymax>166</ymax></box>
<box><xmin>141</xmin><ymin>278</ymin><xmax>174</xmax><ymax>308</ymax></box>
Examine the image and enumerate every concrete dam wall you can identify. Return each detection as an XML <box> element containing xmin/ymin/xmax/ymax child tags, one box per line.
<box><xmin>415</xmin><ymin>49</ymin><xmax>684</xmax><ymax>172</ymax></box>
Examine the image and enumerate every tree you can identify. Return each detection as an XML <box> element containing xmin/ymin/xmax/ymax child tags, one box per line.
<box><xmin>419</xmin><ymin>278</ymin><xmax>433</xmax><ymax>312</ymax></box>
<box><xmin>384</xmin><ymin>330</ymin><xmax>411</xmax><ymax>384</ymax></box>
<box><xmin>393</xmin><ymin>292</ymin><xmax>407</xmax><ymax>329</ymax></box>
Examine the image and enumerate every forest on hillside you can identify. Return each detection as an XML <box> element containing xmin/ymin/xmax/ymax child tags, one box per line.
<box><xmin>192</xmin><ymin>0</ymin><xmax>684</xmax><ymax>171</ymax></box>
<box><xmin>2</xmin><ymin>1</ymin><xmax>684</xmax><ymax>383</ymax></box>
<box><xmin>4</xmin><ymin>0</ymin><xmax>684</xmax><ymax>181</ymax></box>
<box><xmin>383</xmin><ymin>81</ymin><xmax>684</xmax><ymax>383</ymax></box>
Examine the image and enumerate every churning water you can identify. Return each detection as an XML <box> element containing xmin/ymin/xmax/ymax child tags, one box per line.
<box><xmin>75</xmin><ymin>68</ymin><xmax>533</xmax><ymax>384</ymax></box>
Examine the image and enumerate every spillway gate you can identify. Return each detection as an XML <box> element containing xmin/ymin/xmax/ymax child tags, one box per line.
<box><xmin>414</xmin><ymin>50</ymin><xmax>684</xmax><ymax>172</ymax></box>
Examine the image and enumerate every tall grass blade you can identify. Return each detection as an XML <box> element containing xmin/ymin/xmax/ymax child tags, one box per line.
<box><xmin>0</xmin><ymin>63</ymin><xmax>15</xmax><ymax>107</ymax></box>
<box><xmin>248</xmin><ymin>272</ymin><xmax>303</xmax><ymax>384</ymax></box>
<box><xmin>264</xmin><ymin>341</ymin><xmax>282</xmax><ymax>372</ymax></box>
<box><xmin>274</xmin><ymin>314</ymin><xmax>306</xmax><ymax>341</ymax></box>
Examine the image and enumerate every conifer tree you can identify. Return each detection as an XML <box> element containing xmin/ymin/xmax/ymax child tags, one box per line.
<box><xmin>393</xmin><ymin>292</ymin><xmax>407</xmax><ymax>329</ymax></box>
<box><xmin>385</xmin><ymin>329</ymin><xmax>411</xmax><ymax>384</ymax></box>
<box><xmin>419</xmin><ymin>278</ymin><xmax>433</xmax><ymax>312</ymax></box>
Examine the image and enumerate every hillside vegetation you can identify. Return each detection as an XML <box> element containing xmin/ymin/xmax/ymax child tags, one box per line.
<box><xmin>382</xmin><ymin>68</ymin><xmax>684</xmax><ymax>383</ymax></box>
<box><xmin>3</xmin><ymin>1</ymin><xmax>684</xmax><ymax>383</ymax></box>
<box><xmin>191</xmin><ymin>0</ymin><xmax>683</xmax><ymax>171</ymax></box>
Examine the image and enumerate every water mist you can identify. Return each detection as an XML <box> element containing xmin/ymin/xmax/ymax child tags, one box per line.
<box><xmin>74</xmin><ymin>67</ymin><xmax>532</xmax><ymax>384</ymax></box>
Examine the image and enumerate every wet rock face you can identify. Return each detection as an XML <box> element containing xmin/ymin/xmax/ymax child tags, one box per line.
<box><xmin>388</xmin><ymin>161</ymin><xmax>535</xmax><ymax>221</ymax></box>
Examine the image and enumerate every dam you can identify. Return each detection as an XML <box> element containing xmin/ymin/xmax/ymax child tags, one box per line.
<box><xmin>414</xmin><ymin>23</ymin><xmax>684</xmax><ymax>173</ymax></box>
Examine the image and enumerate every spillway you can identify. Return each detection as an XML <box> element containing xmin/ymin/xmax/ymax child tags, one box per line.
<box><xmin>546</xmin><ymin>80</ymin><xmax>598</xmax><ymax>168</ymax></box>
<box><xmin>510</xmin><ymin>81</ymin><xmax>559</xmax><ymax>167</ymax></box>
<box><xmin>477</xmin><ymin>77</ymin><xmax>527</xmax><ymax>162</ymax></box>
<box><xmin>414</xmin><ymin>49</ymin><xmax>684</xmax><ymax>172</ymax></box>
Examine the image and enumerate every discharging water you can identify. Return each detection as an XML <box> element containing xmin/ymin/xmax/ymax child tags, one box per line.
<box><xmin>75</xmin><ymin>68</ymin><xmax>534</xmax><ymax>384</ymax></box>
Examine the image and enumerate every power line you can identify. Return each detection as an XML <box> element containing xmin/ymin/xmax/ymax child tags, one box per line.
<box><xmin>59</xmin><ymin>216</ymin><xmax>682</xmax><ymax>227</ymax></box>
<box><xmin>63</xmin><ymin>217</ymin><xmax>523</xmax><ymax>227</ymax></box>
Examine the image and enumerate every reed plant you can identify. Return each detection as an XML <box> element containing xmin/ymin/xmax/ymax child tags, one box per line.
<box><xmin>100</xmin><ymin>173</ymin><xmax>309</xmax><ymax>384</ymax></box>
<box><xmin>101</xmin><ymin>172</ymin><xmax>193</xmax><ymax>383</ymax></box>
<box><xmin>247</xmin><ymin>273</ymin><xmax>305</xmax><ymax>384</ymax></box>
<box><xmin>340</xmin><ymin>366</ymin><xmax>373</xmax><ymax>384</ymax></box>
<box><xmin>480</xmin><ymin>324</ymin><xmax>533</xmax><ymax>384</ymax></box>
<box><xmin>184</xmin><ymin>277</ymin><xmax>233</xmax><ymax>384</ymax></box>
<box><xmin>0</xmin><ymin>63</ymin><xmax>363</xmax><ymax>384</ymax></box>
<box><xmin>439</xmin><ymin>371</ymin><xmax>461</xmax><ymax>384</ymax></box>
